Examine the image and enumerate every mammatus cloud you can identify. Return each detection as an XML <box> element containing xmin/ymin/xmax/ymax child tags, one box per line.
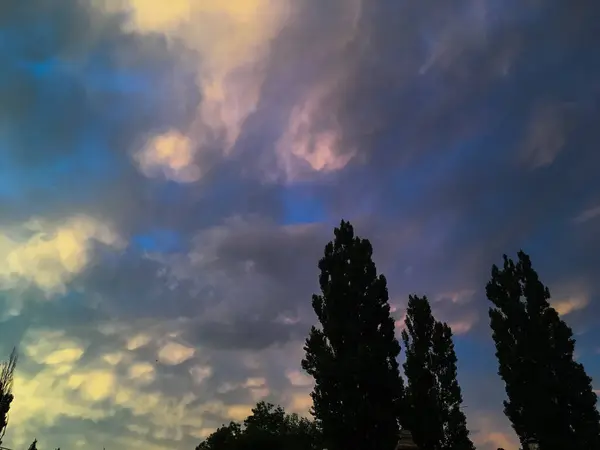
<box><xmin>157</xmin><ymin>341</ymin><xmax>196</xmax><ymax>366</ymax></box>
<box><xmin>3</xmin><ymin>0</ymin><xmax>600</xmax><ymax>450</ymax></box>
<box><xmin>120</xmin><ymin>0</ymin><xmax>295</xmax><ymax>180</ymax></box>
<box><xmin>274</xmin><ymin>82</ymin><xmax>357</xmax><ymax>182</ymax></box>
<box><xmin>0</xmin><ymin>216</ymin><xmax>123</xmax><ymax>313</ymax></box>
<box><xmin>134</xmin><ymin>130</ymin><xmax>202</xmax><ymax>183</ymax></box>
<box><xmin>119</xmin><ymin>0</ymin><xmax>366</xmax><ymax>183</ymax></box>
<box><xmin>8</xmin><ymin>324</ymin><xmax>280</xmax><ymax>449</ymax></box>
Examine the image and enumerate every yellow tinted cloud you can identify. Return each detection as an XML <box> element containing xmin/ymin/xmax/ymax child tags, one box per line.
<box><xmin>71</xmin><ymin>370</ymin><xmax>116</xmax><ymax>402</ymax></box>
<box><xmin>227</xmin><ymin>404</ymin><xmax>254</xmax><ymax>421</ymax></box>
<box><xmin>286</xmin><ymin>370</ymin><xmax>313</xmax><ymax>387</ymax></box>
<box><xmin>23</xmin><ymin>329</ymin><xmax>86</xmax><ymax>365</ymax></box>
<box><xmin>128</xmin><ymin>362</ymin><xmax>156</xmax><ymax>384</ymax></box>
<box><xmin>134</xmin><ymin>130</ymin><xmax>202</xmax><ymax>183</ymax></box>
<box><xmin>189</xmin><ymin>365</ymin><xmax>212</xmax><ymax>384</ymax></box>
<box><xmin>122</xmin><ymin>0</ymin><xmax>290</xmax><ymax>181</ymax></box>
<box><xmin>7</xmin><ymin>327</ymin><xmax>212</xmax><ymax>449</ymax></box>
<box><xmin>0</xmin><ymin>215</ymin><xmax>123</xmax><ymax>297</ymax></box>
<box><xmin>157</xmin><ymin>341</ymin><xmax>195</xmax><ymax>365</ymax></box>
<box><xmin>8</xmin><ymin>329</ymin><xmax>112</xmax><ymax>447</ymax></box>
<box><xmin>552</xmin><ymin>295</ymin><xmax>589</xmax><ymax>316</ymax></box>
<box><xmin>103</xmin><ymin>351</ymin><xmax>126</xmax><ymax>366</ymax></box>
<box><xmin>288</xmin><ymin>393</ymin><xmax>313</xmax><ymax>416</ymax></box>
<box><xmin>125</xmin><ymin>0</ymin><xmax>192</xmax><ymax>31</ymax></box>
<box><xmin>120</xmin><ymin>0</ymin><xmax>365</xmax><ymax>183</ymax></box>
<box><xmin>126</xmin><ymin>333</ymin><xmax>152</xmax><ymax>351</ymax></box>
<box><xmin>471</xmin><ymin>413</ymin><xmax>518</xmax><ymax>450</ymax></box>
<box><xmin>550</xmin><ymin>282</ymin><xmax>590</xmax><ymax>316</ymax></box>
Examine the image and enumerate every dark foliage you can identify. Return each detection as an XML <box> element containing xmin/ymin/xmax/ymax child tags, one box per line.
<box><xmin>402</xmin><ymin>295</ymin><xmax>474</xmax><ymax>450</ymax></box>
<box><xmin>0</xmin><ymin>348</ymin><xmax>17</xmax><ymax>445</ymax></box>
<box><xmin>301</xmin><ymin>220</ymin><xmax>405</xmax><ymax>450</ymax></box>
<box><xmin>196</xmin><ymin>401</ymin><xmax>320</xmax><ymax>450</ymax></box>
<box><xmin>486</xmin><ymin>251</ymin><xmax>600</xmax><ymax>450</ymax></box>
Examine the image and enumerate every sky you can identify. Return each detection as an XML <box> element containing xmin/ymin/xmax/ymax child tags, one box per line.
<box><xmin>1</xmin><ymin>1</ymin><xmax>599</xmax><ymax>449</ymax></box>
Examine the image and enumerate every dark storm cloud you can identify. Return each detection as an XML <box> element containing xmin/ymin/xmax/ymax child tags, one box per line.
<box><xmin>3</xmin><ymin>1</ymin><xmax>600</xmax><ymax>449</ymax></box>
<box><xmin>0</xmin><ymin>0</ymin><xmax>200</xmax><ymax>228</ymax></box>
<box><xmin>250</xmin><ymin>0</ymin><xmax>600</xmax><ymax>331</ymax></box>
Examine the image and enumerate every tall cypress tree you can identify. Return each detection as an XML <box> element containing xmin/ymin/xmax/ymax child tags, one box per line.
<box><xmin>302</xmin><ymin>220</ymin><xmax>405</xmax><ymax>450</ymax></box>
<box><xmin>402</xmin><ymin>295</ymin><xmax>474</xmax><ymax>450</ymax></box>
<box><xmin>486</xmin><ymin>251</ymin><xmax>600</xmax><ymax>450</ymax></box>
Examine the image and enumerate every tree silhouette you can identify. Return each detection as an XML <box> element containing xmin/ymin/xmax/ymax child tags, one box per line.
<box><xmin>302</xmin><ymin>220</ymin><xmax>405</xmax><ymax>450</ymax></box>
<box><xmin>402</xmin><ymin>295</ymin><xmax>444</xmax><ymax>450</ymax></box>
<box><xmin>486</xmin><ymin>251</ymin><xmax>600</xmax><ymax>449</ymax></box>
<box><xmin>432</xmin><ymin>321</ymin><xmax>474</xmax><ymax>450</ymax></box>
<box><xmin>196</xmin><ymin>401</ymin><xmax>319</xmax><ymax>450</ymax></box>
<box><xmin>26</xmin><ymin>440</ymin><xmax>37</xmax><ymax>450</ymax></box>
<box><xmin>196</xmin><ymin>422</ymin><xmax>241</xmax><ymax>450</ymax></box>
<box><xmin>402</xmin><ymin>295</ymin><xmax>474</xmax><ymax>450</ymax></box>
<box><xmin>0</xmin><ymin>348</ymin><xmax>17</xmax><ymax>445</ymax></box>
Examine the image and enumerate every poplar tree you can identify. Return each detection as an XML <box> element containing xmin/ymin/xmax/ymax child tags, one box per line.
<box><xmin>302</xmin><ymin>221</ymin><xmax>405</xmax><ymax>450</ymax></box>
<box><xmin>486</xmin><ymin>251</ymin><xmax>600</xmax><ymax>450</ymax></box>
<box><xmin>402</xmin><ymin>295</ymin><xmax>474</xmax><ymax>450</ymax></box>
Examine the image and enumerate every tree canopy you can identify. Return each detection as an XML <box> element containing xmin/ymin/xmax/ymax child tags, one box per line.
<box><xmin>486</xmin><ymin>251</ymin><xmax>600</xmax><ymax>450</ymax></box>
<box><xmin>302</xmin><ymin>220</ymin><xmax>405</xmax><ymax>450</ymax></box>
<box><xmin>402</xmin><ymin>295</ymin><xmax>474</xmax><ymax>450</ymax></box>
<box><xmin>196</xmin><ymin>401</ymin><xmax>320</xmax><ymax>450</ymax></box>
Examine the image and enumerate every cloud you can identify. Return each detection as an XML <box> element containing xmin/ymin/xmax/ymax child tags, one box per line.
<box><xmin>189</xmin><ymin>365</ymin><xmax>213</xmax><ymax>385</ymax></box>
<box><xmin>0</xmin><ymin>0</ymin><xmax>199</xmax><ymax>234</ymax></box>
<box><xmin>119</xmin><ymin>0</ymin><xmax>292</xmax><ymax>179</ymax></box>
<box><xmin>548</xmin><ymin>282</ymin><xmax>591</xmax><ymax>316</ymax></box>
<box><xmin>552</xmin><ymin>296</ymin><xmax>589</xmax><ymax>316</ymax></box>
<box><xmin>133</xmin><ymin>130</ymin><xmax>202</xmax><ymax>182</ymax></box>
<box><xmin>520</xmin><ymin>102</ymin><xmax>568</xmax><ymax>168</ymax></box>
<box><xmin>471</xmin><ymin>412</ymin><xmax>520</xmax><ymax>450</ymax></box>
<box><xmin>3</xmin><ymin>0</ymin><xmax>600</xmax><ymax>449</ymax></box>
<box><xmin>128</xmin><ymin>362</ymin><xmax>156</xmax><ymax>384</ymax></box>
<box><xmin>573</xmin><ymin>205</ymin><xmax>600</xmax><ymax>224</ymax></box>
<box><xmin>274</xmin><ymin>81</ymin><xmax>357</xmax><ymax>182</ymax></box>
<box><xmin>126</xmin><ymin>333</ymin><xmax>153</xmax><ymax>351</ymax></box>
<box><xmin>157</xmin><ymin>341</ymin><xmax>195</xmax><ymax>365</ymax></box>
<box><xmin>0</xmin><ymin>215</ymin><xmax>123</xmax><ymax>300</ymax></box>
<box><xmin>6</xmin><ymin>323</ymin><xmax>256</xmax><ymax>449</ymax></box>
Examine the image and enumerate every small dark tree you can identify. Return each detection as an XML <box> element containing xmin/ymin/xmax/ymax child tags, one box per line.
<box><xmin>196</xmin><ymin>402</ymin><xmax>319</xmax><ymax>450</ymax></box>
<box><xmin>302</xmin><ymin>220</ymin><xmax>405</xmax><ymax>450</ymax></box>
<box><xmin>402</xmin><ymin>296</ymin><xmax>474</xmax><ymax>450</ymax></box>
<box><xmin>486</xmin><ymin>251</ymin><xmax>600</xmax><ymax>450</ymax></box>
<box><xmin>0</xmin><ymin>348</ymin><xmax>18</xmax><ymax>445</ymax></box>
<box><xmin>241</xmin><ymin>402</ymin><xmax>286</xmax><ymax>450</ymax></box>
<box><xmin>196</xmin><ymin>422</ymin><xmax>241</xmax><ymax>450</ymax></box>
<box><xmin>284</xmin><ymin>412</ymin><xmax>321</xmax><ymax>450</ymax></box>
<box><xmin>27</xmin><ymin>439</ymin><xmax>37</xmax><ymax>450</ymax></box>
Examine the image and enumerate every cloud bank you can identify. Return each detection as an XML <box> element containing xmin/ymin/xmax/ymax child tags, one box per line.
<box><xmin>1</xmin><ymin>0</ymin><xmax>600</xmax><ymax>449</ymax></box>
